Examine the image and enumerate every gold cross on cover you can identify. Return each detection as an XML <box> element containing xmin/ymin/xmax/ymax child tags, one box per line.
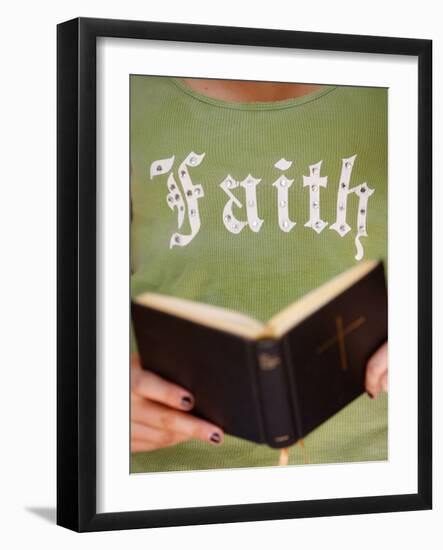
<box><xmin>316</xmin><ymin>316</ymin><xmax>366</xmax><ymax>371</ymax></box>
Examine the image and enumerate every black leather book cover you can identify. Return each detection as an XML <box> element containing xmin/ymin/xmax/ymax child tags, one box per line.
<box><xmin>131</xmin><ymin>304</ymin><xmax>267</xmax><ymax>444</ymax></box>
<box><xmin>283</xmin><ymin>261</ymin><xmax>387</xmax><ymax>439</ymax></box>
<box><xmin>131</xmin><ymin>261</ymin><xmax>387</xmax><ymax>449</ymax></box>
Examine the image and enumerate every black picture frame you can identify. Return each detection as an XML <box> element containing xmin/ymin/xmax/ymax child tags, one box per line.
<box><xmin>57</xmin><ymin>16</ymin><xmax>432</xmax><ymax>532</ymax></box>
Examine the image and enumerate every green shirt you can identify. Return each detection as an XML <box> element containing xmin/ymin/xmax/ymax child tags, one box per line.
<box><xmin>130</xmin><ymin>76</ymin><xmax>388</xmax><ymax>472</ymax></box>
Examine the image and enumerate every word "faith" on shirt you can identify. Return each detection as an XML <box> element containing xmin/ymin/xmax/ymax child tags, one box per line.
<box><xmin>149</xmin><ymin>152</ymin><xmax>375</xmax><ymax>261</ymax></box>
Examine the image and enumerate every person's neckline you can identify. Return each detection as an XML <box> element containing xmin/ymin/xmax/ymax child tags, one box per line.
<box><xmin>169</xmin><ymin>77</ymin><xmax>337</xmax><ymax>111</ymax></box>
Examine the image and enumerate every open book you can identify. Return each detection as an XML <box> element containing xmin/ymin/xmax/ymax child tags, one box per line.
<box><xmin>131</xmin><ymin>260</ymin><xmax>387</xmax><ymax>448</ymax></box>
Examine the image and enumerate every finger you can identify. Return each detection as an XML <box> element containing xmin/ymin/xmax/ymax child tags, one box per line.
<box><xmin>365</xmin><ymin>365</ymin><xmax>384</xmax><ymax>398</ymax></box>
<box><xmin>132</xmin><ymin>367</ymin><xmax>195</xmax><ymax>411</ymax></box>
<box><xmin>380</xmin><ymin>371</ymin><xmax>388</xmax><ymax>393</ymax></box>
<box><xmin>365</xmin><ymin>342</ymin><xmax>388</xmax><ymax>398</ymax></box>
<box><xmin>365</xmin><ymin>366</ymin><xmax>385</xmax><ymax>398</ymax></box>
<box><xmin>132</xmin><ymin>399</ymin><xmax>224</xmax><ymax>445</ymax></box>
<box><xmin>131</xmin><ymin>421</ymin><xmax>190</xmax><ymax>448</ymax></box>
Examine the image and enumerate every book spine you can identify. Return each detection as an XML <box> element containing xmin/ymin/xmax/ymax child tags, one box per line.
<box><xmin>254</xmin><ymin>339</ymin><xmax>298</xmax><ymax>448</ymax></box>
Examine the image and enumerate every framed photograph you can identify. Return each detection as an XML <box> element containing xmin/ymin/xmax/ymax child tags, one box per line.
<box><xmin>57</xmin><ymin>17</ymin><xmax>432</xmax><ymax>532</ymax></box>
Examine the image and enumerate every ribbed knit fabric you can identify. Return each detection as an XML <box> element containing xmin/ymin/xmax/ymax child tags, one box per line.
<box><xmin>130</xmin><ymin>76</ymin><xmax>388</xmax><ymax>472</ymax></box>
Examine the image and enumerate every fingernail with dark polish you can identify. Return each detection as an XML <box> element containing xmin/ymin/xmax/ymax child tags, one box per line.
<box><xmin>210</xmin><ymin>432</ymin><xmax>222</xmax><ymax>445</ymax></box>
<box><xmin>180</xmin><ymin>395</ymin><xmax>194</xmax><ymax>409</ymax></box>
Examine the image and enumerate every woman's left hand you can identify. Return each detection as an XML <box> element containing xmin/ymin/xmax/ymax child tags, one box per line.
<box><xmin>365</xmin><ymin>341</ymin><xmax>388</xmax><ymax>399</ymax></box>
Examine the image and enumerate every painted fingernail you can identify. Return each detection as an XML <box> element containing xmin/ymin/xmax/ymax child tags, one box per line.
<box><xmin>180</xmin><ymin>395</ymin><xmax>194</xmax><ymax>410</ymax></box>
<box><xmin>209</xmin><ymin>432</ymin><xmax>223</xmax><ymax>445</ymax></box>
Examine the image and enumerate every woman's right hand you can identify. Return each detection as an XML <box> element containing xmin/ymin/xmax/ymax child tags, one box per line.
<box><xmin>131</xmin><ymin>352</ymin><xmax>224</xmax><ymax>452</ymax></box>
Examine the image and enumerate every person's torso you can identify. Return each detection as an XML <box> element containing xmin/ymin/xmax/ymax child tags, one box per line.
<box><xmin>130</xmin><ymin>76</ymin><xmax>387</xmax><ymax>322</ymax></box>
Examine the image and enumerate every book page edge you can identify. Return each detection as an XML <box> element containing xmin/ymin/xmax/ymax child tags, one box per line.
<box><xmin>263</xmin><ymin>259</ymin><xmax>380</xmax><ymax>339</ymax></box>
<box><xmin>132</xmin><ymin>292</ymin><xmax>265</xmax><ymax>339</ymax></box>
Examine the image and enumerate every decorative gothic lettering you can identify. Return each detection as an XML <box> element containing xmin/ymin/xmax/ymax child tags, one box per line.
<box><xmin>272</xmin><ymin>158</ymin><xmax>296</xmax><ymax>233</ymax></box>
<box><xmin>220</xmin><ymin>175</ymin><xmax>247</xmax><ymax>234</ymax></box>
<box><xmin>303</xmin><ymin>160</ymin><xmax>328</xmax><ymax>234</ymax></box>
<box><xmin>149</xmin><ymin>151</ymin><xmax>378</xmax><ymax>261</ymax></box>
<box><xmin>330</xmin><ymin>155</ymin><xmax>375</xmax><ymax>260</ymax></box>
<box><xmin>220</xmin><ymin>174</ymin><xmax>263</xmax><ymax>233</ymax></box>
<box><xmin>166</xmin><ymin>173</ymin><xmax>185</xmax><ymax>229</ymax></box>
<box><xmin>150</xmin><ymin>151</ymin><xmax>205</xmax><ymax>248</ymax></box>
<box><xmin>150</xmin><ymin>155</ymin><xmax>175</xmax><ymax>179</ymax></box>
